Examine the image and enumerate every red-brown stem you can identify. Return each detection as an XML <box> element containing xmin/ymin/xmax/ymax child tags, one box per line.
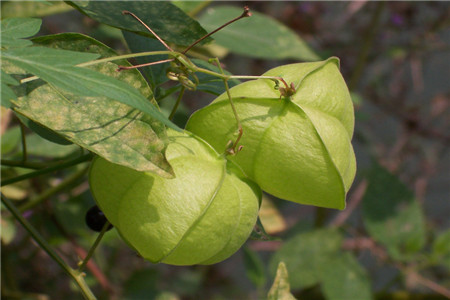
<box><xmin>122</xmin><ymin>10</ymin><xmax>173</xmax><ymax>51</ymax></box>
<box><xmin>182</xmin><ymin>6</ymin><xmax>252</xmax><ymax>54</ymax></box>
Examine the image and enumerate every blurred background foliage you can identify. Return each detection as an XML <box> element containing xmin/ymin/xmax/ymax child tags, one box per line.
<box><xmin>1</xmin><ymin>1</ymin><xmax>449</xmax><ymax>299</ymax></box>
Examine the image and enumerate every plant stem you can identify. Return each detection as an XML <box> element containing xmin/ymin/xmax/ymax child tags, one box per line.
<box><xmin>314</xmin><ymin>207</ymin><xmax>328</xmax><ymax>228</ymax></box>
<box><xmin>78</xmin><ymin>221</ymin><xmax>111</xmax><ymax>273</ymax></box>
<box><xmin>1</xmin><ymin>159</ymin><xmax>48</xmax><ymax>169</ymax></box>
<box><xmin>18</xmin><ymin>165</ymin><xmax>89</xmax><ymax>212</ymax></box>
<box><xmin>122</xmin><ymin>10</ymin><xmax>173</xmax><ymax>51</ymax></box>
<box><xmin>1</xmin><ymin>153</ymin><xmax>92</xmax><ymax>187</ymax></box>
<box><xmin>1</xmin><ymin>194</ymin><xmax>97</xmax><ymax>300</ymax></box>
<box><xmin>18</xmin><ymin>50</ymin><xmax>287</xmax><ymax>93</ymax></box>
<box><xmin>209</xmin><ymin>58</ymin><xmax>243</xmax><ymax>154</ymax></box>
<box><xmin>19</xmin><ymin>121</ymin><xmax>27</xmax><ymax>162</ymax></box>
<box><xmin>169</xmin><ymin>86</ymin><xmax>185</xmax><ymax>120</ymax></box>
<box><xmin>182</xmin><ymin>6</ymin><xmax>252</xmax><ymax>55</ymax></box>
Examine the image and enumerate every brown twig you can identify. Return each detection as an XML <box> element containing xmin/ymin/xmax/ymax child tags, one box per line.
<box><xmin>330</xmin><ymin>179</ymin><xmax>368</xmax><ymax>227</ymax></box>
<box><xmin>182</xmin><ymin>6</ymin><xmax>252</xmax><ymax>54</ymax></box>
<box><xmin>122</xmin><ymin>10</ymin><xmax>173</xmax><ymax>51</ymax></box>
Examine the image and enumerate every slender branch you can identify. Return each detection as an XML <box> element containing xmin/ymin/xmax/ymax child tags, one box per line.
<box><xmin>19</xmin><ymin>121</ymin><xmax>28</xmax><ymax>162</ymax></box>
<box><xmin>1</xmin><ymin>159</ymin><xmax>48</xmax><ymax>169</ymax></box>
<box><xmin>122</xmin><ymin>10</ymin><xmax>173</xmax><ymax>51</ymax></box>
<box><xmin>1</xmin><ymin>193</ymin><xmax>97</xmax><ymax>300</ymax></box>
<box><xmin>169</xmin><ymin>86</ymin><xmax>185</xmax><ymax>120</ymax></box>
<box><xmin>223</xmin><ymin>78</ymin><xmax>243</xmax><ymax>155</ymax></box>
<box><xmin>117</xmin><ymin>58</ymin><xmax>174</xmax><ymax>71</ymax></box>
<box><xmin>210</xmin><ymin>58</ymin><xmax>243</xmax><ymax>155</ymax></box>
<box><xmin>78</xmin><ymin>221</ymin><xmax>111</xmax><ymax>273</ymax></box>
<box><xmin>413</xmin><ymin>273</ymin><xmax>450</xmax><ymax>299</ymax></box>
<box><xmin>182</xmin><ymin>6</ymin><xmax>252</xmax><ymax>55</ymax></box>
<box><xmin>1</xmin><ymin>153</ymin><xmax>92</xmax><ymax>187</ymax></box>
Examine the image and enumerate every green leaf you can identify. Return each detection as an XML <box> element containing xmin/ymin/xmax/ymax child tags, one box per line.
<box><xmin>270</xmin><ymin>229</ymin><xmax>343</xmax><ymax>289</ymax></box>
<box><xmin>1</xmin><ymin>17</ymin><xmax>42</xmax><ymax>48</ymax></box>
<box><xmin>68</xmin><ymin>1</ymin><xmax>212</xmax><ymax>47</ymax></box>
<box><xmin>2</xmin><ymin>46</ymin><xmax>100</xmax><ymax>66</ymax></box>
<box><xmin>1</xmin><ymin>1</ymin><xmax>72</xmax><ymax>18</ymax></box>
<box><xmin>2</xmin><ymin>45</ymin><xmax>179</xmax><ymax>131</ymax></box>
<box><xmin>198</xmin><ymin>6</ymin><xmax>320</xmax><ymax>61</ymax></box>
<box><xmin>1</xmin><ymin>70</ymin><xmax>19</xmax><ymax>86</ymax></box>
<box><xmin>9</xmin><ymin>33</ymin><xmax>175</xmax><ymax>176</ymax></box>
<box><xmin>1</xmin><ymin>70</ymin><xmax>20</xmax><ymax>107</ymax></box>
<box><xmin>362</xmin><ymin>164</ymin><xmax>426</xmax><ymax>260</ymax></box>
<box><xmin>1</xmin><ymin>126</ymin><xmax>21</xmax><ymax>155</ymax></box>
<box><xmin>1</xmin><ymin>84</ymin><xmax>17</xmax><ymax>108</ymax></box>
<box><xmin>432</xmin><ymin>230</ymin><xmax>450</xmax><ymax>270</ymax></box>
<box><xmin>243</xmin><ymin>246</ymin><xmax>266</xmax><ymax>288</ymax></box>
<box><xmin>321</xmin><ymin>252</ymin><xmax>372</xmax><ymax>300</ymax></box>
<box><xmin>25</xmin><ymin>133</ymin><xmax>79</xmax><ymax>158</ymax></box>
<box><xmin>1</xmin><ymin>17</ymin><xmax>42</xmax><ymax>39</ymax></box>
<box><xmin>268</xmin><ymin>262</ymin><xmax>297</xmax><ymax>300</ymax></box>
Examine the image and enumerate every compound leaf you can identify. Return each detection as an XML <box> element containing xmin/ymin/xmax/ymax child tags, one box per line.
<box><xmin>1</xmin><ymin>17</ymin><xmax>42</xmax><ymax>48</ymax></box>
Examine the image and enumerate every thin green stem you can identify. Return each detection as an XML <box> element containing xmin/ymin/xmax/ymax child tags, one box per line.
<box><xmin>19</xmin><ymin>121</ymin><xmax>27</xmax><ymax>162</ymax></box>
<box><xmin>78</xmin><ymin>221</ymin><xmax>111</xmax><ymax>273</ymax></box>
<box><xmin>1</xmin><ymin>194</ymin><xmax>97</xmax><ymax>300</ymax></box>
<box><xmin>18</xmin><ymin>166</ymin><xmax>89</xmax><ymax>212</ymax></box>
<box><xmin>169</xmin><ymin>86</ymin><xmax>185</xmax><ymax>120</ymax></box>
<box><xmin>209</xmin><ymin>58</ymin><xmax>243</xmax><ymax>155</ymax></box>
<box><xmin>1</xmin><ymin>159</ymin><xmax>48</xmax><ymax>169</ymax></box>
<box><xmin>194</xmin><ymin>66</ymin><xmax>286</xmax><ymax>89</ymax></box>
<box><xmin>1</xmin><ymin>153</ymin><xmax>92</xmax><ymax>187</ymax></box>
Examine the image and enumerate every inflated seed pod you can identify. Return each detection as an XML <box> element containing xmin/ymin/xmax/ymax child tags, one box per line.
<box><xmin>186</xmin><ymin>57</ymin><xmax>356</xmax><ymax>210</ymax></box>
<box><xmin>89</xmin><ymin>129</ymin><xmax>260</xmax><ymax>265</ymax></box>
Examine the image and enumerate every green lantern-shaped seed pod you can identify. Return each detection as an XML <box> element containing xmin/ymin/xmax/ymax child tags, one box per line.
<box><xmin>186</xmin><ymin>57</ymin><xmax>356</xmax><ymax>210</ymax></box>
<box><xmin>89</xmin><ymin>129</ymin><xmax>261</xmax><ymax>265</ymax></box>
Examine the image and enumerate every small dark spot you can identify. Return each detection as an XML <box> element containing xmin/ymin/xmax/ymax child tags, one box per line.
<box><xmin>85</xmin><ymin>205</ymin><xmax>113</xmax><ymax>232</ymax></box>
